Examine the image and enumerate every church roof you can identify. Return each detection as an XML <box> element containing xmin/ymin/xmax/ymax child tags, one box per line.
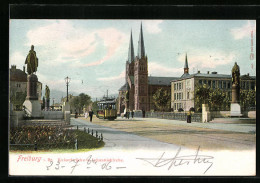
<box><xmin>128</xmin><ymin>31</ymin><xmax>135</xmax><ymax>62</ymax></box>
<box><xmin>184</xmin><ymin>53</ymin><xmax>188</xmax><ymax>69</ymax></box>
<box><xmin>118</xmin><ymin>83</ymin><xmax>128</xmax><ymax>91</ymax></box>
<box><xmin>137</xmin><ymin>23</ymin><xmax>145</xmax><ymax>59</ymax></box>
<box><xmin>148</xmin><ymin>76</ymin><xmax>178</xmax><ymax>86</ymax></box>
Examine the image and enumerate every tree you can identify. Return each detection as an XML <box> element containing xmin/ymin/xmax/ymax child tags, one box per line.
<box><xmin>240</xmin><ymin>90</ymin><xmax>256</xmax><ymax>110</ymax></box>
<box><xmin>195</xmin><ymin>84</ymin><xmax>211</xmax><ymax>112</ymax></box>
<box><xmin>208</xmin><ymin>88</ymin><xmax>226</xmax><ymax>110</ymax></box>
<box><xmin>91</xmin><ymin>101</ymin><xmax>98</xmax><ymax>115</ymax></box>
<box><xmin>153</xmin><ymin>88</ymin><xmax>171</xmax><ymax>112</ymax></box>
<box><xmin>69</xmin><ymin>93</ymin><xmax>91</xmax><ymax>113</ymax></box>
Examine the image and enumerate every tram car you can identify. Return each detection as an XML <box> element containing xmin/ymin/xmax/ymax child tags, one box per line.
<box><xmin>96</xmin><ymin>98</ymin><xmax>117</xmax><ymax>120</ymax></box>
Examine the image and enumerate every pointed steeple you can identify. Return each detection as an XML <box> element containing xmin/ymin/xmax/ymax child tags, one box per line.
<box><xmin>138</xmin><ymin>22</ymin><xmax>145</xmax><ymax>59</ymax></box>
<box><xmin>184</xmin><ymin>53</ymin><xmax>189</xmax><ymax>74</ymax></box>
<box><xmin>128</xmin><ymin>30</ymin><xmax>135</xmax><ymax>62</ymax></box>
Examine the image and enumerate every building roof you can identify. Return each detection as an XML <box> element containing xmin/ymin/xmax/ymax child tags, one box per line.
<box><xmin>148</xmin><ymin>76</ymin><xmax>178</xmax><ymax>85</ymax></box>
<box><xmin>119</xmin><ymin>83</ymin><xmax>128</xmax><ymax>91</ymax></box>
<box><xmin>172</xmin><ymin>72</ymin><xmax>256</xmax><ymax>82</ymax></box>
<box><xmin>128</xmin><ymin>31</ymin><xmax>135</xmax><ymax>62</ymax></box>
<box><xmin>10</xmin><ymin>66</ymin><xmax>27</xmax><ymax>82</ymax></box>
<box><xmin>137</xmin><ymin>22</ymin><xmax>145</xmax><ymax>59</ymax></box>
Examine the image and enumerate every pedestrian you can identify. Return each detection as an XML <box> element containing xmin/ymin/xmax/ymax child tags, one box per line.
<box><xmin>187</xmin><ymin>111</ymin><xmax>191</xmax><ymax>123</ymax></box>
<box><xmin>131</xmin><ymin>110</ymin><xmax>134</xmax><ymax>118</ymax></box>
<box><xmin>127</xmin><ymin>109</ymin><xmax>130</xmax><ymax>119</ymax></box>
<box><xmin>142</xmin><ymin>109</ymin><xmax>145</xmax><ymax>118</ymax></box>
<box><xmin>75</xmin><ymin>112</ymin><xmax>78</xmax><ymax>118</ymax></box>
<box><xmin>89</xmin><ymin>109</ymin><xmax>93</xmax><ymax>122</ymax></box>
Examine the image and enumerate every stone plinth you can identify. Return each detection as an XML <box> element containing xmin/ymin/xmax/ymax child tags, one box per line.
<box><xmin>202</xmin><ymin>104</ymin><xmax>211</xmax><ymax>123</ymax></box>
<box><xmin>64</xmin><ymin>111</ymin><xmax>71</xmax><ymax>125</ymax></box>
<box><xmin>26</xmin><ymin>74</ymin><xmax>38</xmax><ymax>100</ymax></box>
<box><xmin>45</xmin><ymin>98</ymin><xmax>50</xmax><ymax>110</ymax></box>
<box><xmin>62</xmin><ymin>101</ymin><xmax>70</xmax><ymax>112</ymax></box>
<box><xmin>230</xmin><ymin>103</ymin><xmax>242</xmax><ymax>117</ymax></box>
<box><xmin>23</xmin><ymin>99</ymin><xmax>42</xmax><ymax>117</ymax></box>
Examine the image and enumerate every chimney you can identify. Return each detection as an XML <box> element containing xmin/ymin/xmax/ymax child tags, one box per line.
<box><xmin>198</xmin><ymin>70</ymin><xmax>200</xmax><ymax>73</ymax></box>
<box><xmin>207</xmin><ymin>71</ymin><xmax>210</xmax><ymax>74</ymax></box>
<box><xmin>247</xmin><ymin>73</ymin><xmax>249</xmax><ymax>76</ymax></box>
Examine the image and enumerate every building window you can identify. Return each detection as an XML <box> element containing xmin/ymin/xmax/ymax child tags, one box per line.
<box><xmin>199</xmin><ymin>80</ymin><xmax>202</xmax><ymax>85</ymax></box>
<box><xmin>212</xmin><ymin>81</ymin><xmax>216</xmax><ymax>88</ymax></box>
<box><xmin>187</xmin><ymin>92</ymin><xmax>189</xmax><ymax>99</ymax></box>
<box><xmin>174</xmin><ymin>84</ymin><xmax>176</xmax><ymax>90</ymax></box>
<box><xmin>204</xmin><ymin>80</ymin><xmax>207</xmax><ymax>85</ymax></box>
<box><xmin>208</xmin><ymin>80</ymin><xmax>211</xmax><ymax>87</ymax></box>
<box><xmin>223</xmin><ymin>81</ymin><xmax>226</xmax><ymax>89</ymax></box>
<box><xmin>218</xmin><ymin>81</ymin><xmax>222</xmax><ymax>88</ymax></box>
<box><xmin>227</xmin><ymin>81</ymin><xmax>231</xmax><ymax>89</ymax></box>
<box><xmin>174</xmin><ymin>103</ymin><xmax>177</xmax><ymax>110</ymax></box>
<box><xmin>251</xmin><ymin>82</ymin><xmax>255</xmax><ymax>90</ymax></box>
<box><xmin>174</xmin><ymin>93</ymin><xmax>176</xmax><ymax>100</ymax></box>
<box><xmin>179</xmin><ymin>83</ymin><xmax>181</xmax><ymax>90</ymax></box>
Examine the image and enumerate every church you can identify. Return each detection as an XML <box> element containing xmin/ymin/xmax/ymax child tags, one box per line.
<box><xmin>117</xmin><ymin>23</ymin><xmax>178</xmax><ymax>114</ymax></box>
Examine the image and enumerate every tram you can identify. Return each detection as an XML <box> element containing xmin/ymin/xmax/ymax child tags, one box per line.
<box><xmin>96</xmin><ymin>98</ymin><xmax>117</xmax><ymax>120</ymax></box>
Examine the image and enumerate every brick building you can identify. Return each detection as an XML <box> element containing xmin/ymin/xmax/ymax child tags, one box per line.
<box><xmin>118</xmin><ymin>24</ymin><xmax>177</xmax><ymax>114</ymax></box>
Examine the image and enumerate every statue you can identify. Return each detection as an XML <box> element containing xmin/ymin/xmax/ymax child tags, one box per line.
<box><xmin>45</xmin><ymin>85</ymin><xmax>50</xmax><ymax>99</ymax></box>
<box><xmin>232</xmin><ymin>62</ymin><xmax>240</xmax><ymax>87</ymax></box>
<box><xmin>25</xmin><ymin>45</ymin><xmax>38</xmax><ymax>75</ymax></box>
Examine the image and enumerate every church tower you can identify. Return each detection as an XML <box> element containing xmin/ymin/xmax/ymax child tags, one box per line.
<box><xmin>134</xmin><ymin>23</ymin><xmax>149</xmax><ymax>111</ymax></box>
<box><xmin>184</xmin><ymin>53</ymin><xmax>189</xmax><ymax>74</ymax></box>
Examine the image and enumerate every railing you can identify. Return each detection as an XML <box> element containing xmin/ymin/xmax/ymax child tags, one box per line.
<box><xmin>145</xmin><ymin>112</ymin><xmax>202</xmax><ymax>122</ymax></box>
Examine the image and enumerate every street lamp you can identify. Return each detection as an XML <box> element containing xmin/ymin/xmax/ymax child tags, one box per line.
<box><xmin>65</xmin><ymin>76</ymin><xmax>71</xmax><ymax>102</ymax></box>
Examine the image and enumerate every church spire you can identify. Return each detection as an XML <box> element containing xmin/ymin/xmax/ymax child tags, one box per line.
<box><xmin>128</xmin><ymin>30</ymin><xmax>135</xmax><ymax>62</ymax></box>
<box><xmin>184</xmin><ymin>53</ymin><xmax>189</xmax><ymax>74</ymax></box>
<box><xmin>138</xmin><ymin>22</ymin><xmax>145</xmax><ymax>59</ymax></box>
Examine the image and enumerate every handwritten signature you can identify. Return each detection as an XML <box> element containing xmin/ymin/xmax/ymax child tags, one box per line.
<box><xmin>136</xmin><ymin>146</ymin><xmax>214</xmax><ymax>174</ymax></box>
<box><xmin>46</xmin><ymin>155</ymin><xmax>125</xmax><ymax>174</ymax></box>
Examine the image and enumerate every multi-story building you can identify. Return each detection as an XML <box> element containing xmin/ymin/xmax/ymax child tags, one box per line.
<box><xmin>118</xmin><ymin>24</ymin><xmax>177</xmax><ymax>114</ymax></box>
<box><xmin>9</xmin><ymin>65</ymin><xmax>42</xmax><ymax>110</ymax></box>
<box><xmin>171</xmin><ymin>56</ymin><xmax>256</xmax><ymax>112</ymax></box>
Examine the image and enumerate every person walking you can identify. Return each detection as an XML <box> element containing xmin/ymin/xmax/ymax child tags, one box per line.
<box><xmin>89</xmin><ymin>109</ymin><xmax>93</xmax><ymax>122</ymax></box>
<box><xmin>85</xmin><ymin>111</ymin><xmax>88</xmax><ymax>119</ymax></box>
<box><xmin>131</xmin><ymin>110</ymin><xmax>134</xmax><ymax>118</ymax></box>
<box><xmin>187</xmin><ymin>111</ymin><xmax>191</xmax><ymax>123</ymax></box>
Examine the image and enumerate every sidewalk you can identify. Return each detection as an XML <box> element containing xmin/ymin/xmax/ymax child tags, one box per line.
<box><xmin>134</xmin><ymin>117</ymin><xmax>256</xmax><ymax>134</ymax></box>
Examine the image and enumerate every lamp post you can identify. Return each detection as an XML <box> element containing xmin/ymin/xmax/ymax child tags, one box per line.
<box><xmin>65</xmin><ymin>76</ymin><xmax>71</xmax><ymax>102</ymax></box>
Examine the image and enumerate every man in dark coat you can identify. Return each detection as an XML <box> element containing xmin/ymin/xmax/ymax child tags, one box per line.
<box><xmin>89</xmin><ymin>109</ymin><xmax>93</xmax><ymax>122</ymax></box>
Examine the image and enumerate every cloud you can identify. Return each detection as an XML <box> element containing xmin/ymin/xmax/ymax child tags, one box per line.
<box><xmin>230</xmin><ymin>21</ymin><xmax>256</xmax><ymax>40</ymax></box>
<box><xmin>177</xmin><ymin>50</ymin><xmax>236</xmax><ymax>70</ymax></box>
<box><xmin>97</xmin><ymin>70</ymin><xmax>125</xmax><ymax>81</ymax></box>
<box><xmin>26</xmin><ymin>20</ymin><xmax>128</xmax><ymax>68</ymax></box>
<box><xmin>148</xmin><ymin>62</ymin><xmax>183</xmax><ymax>77</ymax></box>
<box><xmin>10</xmin><ymin>51</ymin><xmax>25</xmax><ymax>68</ymax></box>
<box><xmin>143</xmin><ymin>20</ymin><xmax>163</xmax><ymax>34</ymax></box>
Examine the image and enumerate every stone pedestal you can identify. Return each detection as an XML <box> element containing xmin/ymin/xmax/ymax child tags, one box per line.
<box><xmin>62</xmin><ymin>101</ymin><xmax>70</xmax><ymax>112</ymax></box>
<box><xmin>23</xmin><ymin>74</ymin><xmax>42</xmax><ymax>117</ymax></box>
<box><xmin>230</xmin><ymin>103</ymin><xmax>242</xmax><ymax>117</ymax></box>
<box><xmin>26</xmin><ymin>74</ymin><xmax>38</xmax><ymax>100</ymax></box>
<box><xmin>202</xmin><ymin>104</ymin><xmax>211</xmax><ymax>123</ymax></box>
<box><xmin>45</xmin><ymin>98</ymin><xmax>50</xmax><ymax>110</ymax></box>
<box><xmin>23</xmin><ymin>99</ymin><xmax>42</xmax><ymax>117</ymax></box>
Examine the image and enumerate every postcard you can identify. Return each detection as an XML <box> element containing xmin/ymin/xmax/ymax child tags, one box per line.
<box><xmin>9</xmin><ymin>19</ymin><xmax>256</xmax><ymax>176</ymax></box>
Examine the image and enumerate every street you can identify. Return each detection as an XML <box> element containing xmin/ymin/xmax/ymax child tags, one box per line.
<box><xmin>71</xmin><ymin>115</ymin><xmax>256</xmax><ymax>151</ymax></box>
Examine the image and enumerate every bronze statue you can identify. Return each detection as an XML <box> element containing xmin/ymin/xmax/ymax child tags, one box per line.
<box><xmin>232</xmin><ymin>62</ymin><xmax>240</xmax><ymax>87</ymax></box>
<box><xmin>25</xmin><ymin>45</ymin><xmax>38</xmax><ymax>74</ymax></box>
<box><xmin>45</xmin><ymin>85</ymin><xmax>50</xmax><ymax>99</ymax></box>
<box><xmin>231</xmin><ymin>62</ymin><xmax>240</xmax><ymax>103</ymax></box>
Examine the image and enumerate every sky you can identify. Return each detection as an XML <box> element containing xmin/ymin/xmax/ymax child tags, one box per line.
<box><xmin>9</xmin><ymin>20</ymin><xmax>256</xmax><ymax>102</ymax></box>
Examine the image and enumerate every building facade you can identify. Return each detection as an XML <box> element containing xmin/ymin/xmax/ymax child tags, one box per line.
<box><xmin>10</xmin><ymin>65</ymin><xmax>42</xmax><ymax>110</ymax></box>
<box><xmin>171</xmin><ymin>57</ymin><xmax>256</xmax><ymax>112</ymax></box>
<box><xmin>118</xmin><ymin>24</ymin><xmax>177</xmax><ymax>114</ymax></box>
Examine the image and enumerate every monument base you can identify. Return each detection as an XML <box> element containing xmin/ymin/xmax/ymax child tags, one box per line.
<box><xmin>230</xmin><ymin>103</ymin><xmax>242</xmax><ymax>117</ymax></box>
<box><xmin>62</xmin><ymin>101</ymin><xmax>70</xmax><ymax>112</ymax></box>
<box><xmin>23</xmin><ymin>99</ymin><xmax>42</xmax><ymax>117</ymax></box>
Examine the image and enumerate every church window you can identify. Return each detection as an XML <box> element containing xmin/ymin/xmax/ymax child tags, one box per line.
<box><xmin>212</xmin><ymin>80</ymin><xmax>216</xmax><ymax>88</ymax></box>
<box><xmin>223</xmin><ymin>81</ymin><xmax>226</xmax><ymax>89</ymax></box>
<box><xmin>227</xmin><ymin>81</ymin><xmax>230</xmax><ymax>89</ymax></box>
